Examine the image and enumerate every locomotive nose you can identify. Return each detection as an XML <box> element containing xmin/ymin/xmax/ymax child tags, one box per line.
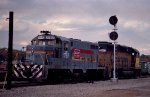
<box><xmin>23</xmin><ymin>68</ymin><xmax>32</xmax><ymax>78</ymax></box>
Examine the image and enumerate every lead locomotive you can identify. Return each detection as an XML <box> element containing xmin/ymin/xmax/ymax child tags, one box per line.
<box><xmin>13</xmin><ymin>31</ymin><xmax>141</xmax><ymax>81</ymax></box>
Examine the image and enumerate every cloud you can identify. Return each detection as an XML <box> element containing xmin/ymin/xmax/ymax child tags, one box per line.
<box><xmin>0</xmin><ymin>0</ymin><xmax>150</xmax><ymax>54</ymax></box>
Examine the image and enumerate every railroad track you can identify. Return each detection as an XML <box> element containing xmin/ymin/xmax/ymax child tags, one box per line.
<box><xmin>0</xmin><ymin>81</ymin><xmax>49</xmax><ymax>89</ymax></box>
<box><xmin>0</xmin><ymin>79</ymin><xmax>78</xmax><ymax>89</ymax></box>
<box><xmin>0</xmin><ymin>75</ymin><xmax>150</xmax><ymax>89</ymax></box>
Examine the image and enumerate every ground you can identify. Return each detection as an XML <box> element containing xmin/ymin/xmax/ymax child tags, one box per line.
<box><xmin>0</xmin><ymin>77</ymin><xmax>150</xmax><ymax>97</ymax></box>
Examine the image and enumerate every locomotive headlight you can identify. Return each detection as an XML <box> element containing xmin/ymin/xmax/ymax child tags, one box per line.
<box><xmin>132</xmin><ymin>53</ymin><xmax>135</xmax><ymax>56</ymax></box>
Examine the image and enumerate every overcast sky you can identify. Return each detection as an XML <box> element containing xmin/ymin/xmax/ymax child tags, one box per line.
<box><xmin>0</xmin><ymin>0</ymin><xmax>150</xmax><ymax>55</ymax></box>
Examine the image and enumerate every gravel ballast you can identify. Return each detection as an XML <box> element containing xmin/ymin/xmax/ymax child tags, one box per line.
<box><xmin>0</xmin><ymin>78</ymin><xmax>150</xmax><ymax>97</ymax></box>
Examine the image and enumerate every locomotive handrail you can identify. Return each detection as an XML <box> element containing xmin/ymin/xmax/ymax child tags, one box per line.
<box><xmin>40</xmin><ymin>53</ymin><xmax>45</xmax><ymax>65</ymax></box>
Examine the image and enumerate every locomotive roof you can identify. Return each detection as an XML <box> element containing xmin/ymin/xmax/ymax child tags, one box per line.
<box><xmin>57</xmin><ymin>36</ymin><xmax>70</xmax><ymax>42</ymax></box>
<box><xmin>98</xmin><ymin>41</ymin><xmax>139</xmax><ymax>54</ymax></box>
<box><xmin>31</xmin><ymin>31</ymin><xmax>70</xmax><ymax>42</ymax></box>
<box><xmin>31</xmin><ymin>31</ymin><xmax>97</xmax><ymax>44</ymax></box>
<box><xmin>30</xmin><ymin>31</ymin><xmax>139</xmax><ymax>54</ymax></box>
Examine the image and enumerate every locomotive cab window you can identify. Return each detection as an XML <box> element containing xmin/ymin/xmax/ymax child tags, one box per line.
<box><xmin>32</xmin><ymin>40</ymin><xmax>37</xmax><ymax>45</ymax></box>
<box><xmin>64</xmin><ymin>43</ymin><xmax>69</xmax><ymax>50</ymax></box>
<box><xmin>38</xmin><ymin>41</ymin><xmax>46</xmax><ymax>45</ymax></box>
<box><xmin>47</xmin><ymin>40</ymin><xmax>55</xmax><ymax>45</ymax></box>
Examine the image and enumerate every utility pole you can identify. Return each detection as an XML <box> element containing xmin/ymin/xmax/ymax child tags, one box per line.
<box><xmin>6</xmin><ymin>11</ymin><xmax>14</xmax><ymax>90</ymax></box>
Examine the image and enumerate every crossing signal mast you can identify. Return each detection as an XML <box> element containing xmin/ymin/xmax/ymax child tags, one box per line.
<box><xmin>109</xmin><ymin>15</ymin><xmax>118</xmax><ymax>82</ymax></box>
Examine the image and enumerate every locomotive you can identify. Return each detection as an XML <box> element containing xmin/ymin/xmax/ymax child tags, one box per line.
<box><xmin>98</xmin><ymin>42</ymin><xmax>141</xmax><ymax>78</ymax></box>
<box><xmin>13</xmin><ymin>31</ymin><xmax>141</xmax><ymax>81</ymax></box>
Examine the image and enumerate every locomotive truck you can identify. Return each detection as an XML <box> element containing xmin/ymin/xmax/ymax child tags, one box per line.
<box><xmin>13</xmin><ymin>31</ymin><xmax>141</xmax><ymax>81</ymax></box>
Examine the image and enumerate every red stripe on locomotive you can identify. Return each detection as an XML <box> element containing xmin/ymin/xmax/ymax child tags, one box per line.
<box><xmin>72</xmin><ymin>48</ymin><xmax>94</xmax><ymax>54</ymax></box>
